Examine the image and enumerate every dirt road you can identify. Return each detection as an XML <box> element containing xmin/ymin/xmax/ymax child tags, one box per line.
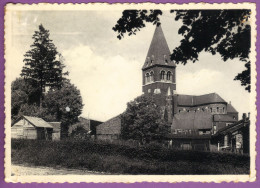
<box><xmin>11</xmin><ymin>164</ymin><xmax>106</xmax><ymax>176</ymax></box>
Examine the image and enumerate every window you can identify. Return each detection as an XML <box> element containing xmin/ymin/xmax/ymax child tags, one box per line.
<box><xmin>233</xmin><ymin>116</ymin><xmax>236</xmax><ymax>120</ymax></box>
<box><xmin>213</xmin><ymin>124</ymin><xmax>217</xmax><ymax>134</ymax></box>
<box><xmin>166</xmin><ymin>71</ymin><xmax>172</xmax><ymax>81</ymax></box>
<box><xmin>210</xmin><ymin>108</ymin><xmax>213</xmax><ymax>113</ymax></box>
<box><xmin>179</xmin><ymin>110</ymin><xmax>181</xmax><ymax>113</ymax></box>
<box><xmin>160</xmin><ymin>71</ymin><xmax>166</xmax><ymax>80</ymax></box>
<box><xmin>223</xmin><ymin>107</ymin><xmax>225</xmax><ymax>113</ymax></box>
<box><xmin>202</xmin><ymin>108</ymin><xmax>204</xmax><ymax>112</ymax></box>
<box><xmin>150</xmin><ymin>71</ymin><xmax>154</xmax><ymax>82</ymax></box>
<box><xmin>145</xmin><ymin>73</ymin><xmax>150</xmax><ymax>84</ymax></box>
<box><xmin>217</xmin><ymin>107</ymin><xmax>219</xmax><ymax>113</ymax></box>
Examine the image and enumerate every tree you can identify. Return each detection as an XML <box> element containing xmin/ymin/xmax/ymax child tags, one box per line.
<box><xmin>113</xmin><ymin>10</ymin><xmax>251</xmax><ymax>92</ymax></box>
<box><xmin>21</xmin><ymin>24</ymin><xmax>68</xmax><ymax>106</ymax></box>
<box><xmin>43</xmin><ymin>80</ymin><xmax>84</xmax><ymax>138</ymax></box>
<box><xmin>121</xmin><ymin>94</ymin><xmax>169</xmax><ymax>144</ymax></box>
<box><xmin>11</xmin><ymin>78</ymin><xmax>41</xmax><ymax>120</ymax></box>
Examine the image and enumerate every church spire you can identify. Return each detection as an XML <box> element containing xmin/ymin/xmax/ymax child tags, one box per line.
<box><xmin>142</xmin><ymin>24</ymin><xmax>175</xmax><ymax>70</ymax></box>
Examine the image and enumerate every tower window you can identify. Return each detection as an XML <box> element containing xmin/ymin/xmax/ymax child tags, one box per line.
<box><xmin>217</xmin><ymin>107</ymin><xmax>219</xmax><ymax>113</ymax></box>
<box><xmin>145</xmin><ymin>73</ymin><xmax>150</xmax><ymax>84</ymax></box>
<box><xmin>223</xmin><ymin>107</ymin><xmax>225</xmax><ymax>113</ymax></box>
<box><xmin>160</xmin><ymin>70</ymin><xmax>166</xmax><ymax>80</ymax></box>
<box><xmin>166</xmin><ymin>71</ymin><xmax>172</xmax><ymax>81</ymax></box>
<box><xmin>150</xmin><ymin>71</ymin><xmax>154</xmax><ymax>82</ymax></box>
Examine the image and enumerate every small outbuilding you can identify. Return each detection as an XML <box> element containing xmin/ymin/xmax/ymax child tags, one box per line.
<box><xmin>11</xmin><ymin>116</ymin><xmax>58</xmax><ymax>140</ymax></box>
<box><xmin>96</xmin><ymin>115</ymin><xmax>121</xmax><ymax>141</ymax></box>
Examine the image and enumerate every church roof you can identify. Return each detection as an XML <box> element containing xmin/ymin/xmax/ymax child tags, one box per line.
<box><xmin>172</xmin><ymin>112</ymin><xmax>212</xmax><ymax>130</ymax></box>
<box><xmin>227</xmin><ymin>103</ymin><xmax>238</xmax><ymax>113</ymax></box>
<box><xmin>142</xmin><ymin>24</ymin><xmax>175</xmax><ymax>70</ymax></box>
<box><xmin>177</xmin><ymin>93</ymin><xmax>226</xmax><ymax>106</ymax></box>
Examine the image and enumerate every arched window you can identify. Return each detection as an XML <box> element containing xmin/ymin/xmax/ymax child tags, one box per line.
<box><xmin>166</xmin><ymin>71</ymin><xmax>172</xmax><ymax>81</ymax></box>
<box><xmin>160</xmin><ymin>70</ymin><xmax>166</xmax><ymax>80</ymax></box>
<box><xmin>150</xmin><ymin>71</ymin><xmax>154</xmax><ymax>82</ymax></box>
<box><xmin>145</xmin><ymin>73</ymin><xmax>150</xmax><ymax>84</ymax></box>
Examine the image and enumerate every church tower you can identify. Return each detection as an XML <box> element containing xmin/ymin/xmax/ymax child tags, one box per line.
<box><xmin>142</xmin><ymin>24</ymin><xmax>176</xmax><ymax>123</ymax></box>
<box><xmin>142</xmin><ymin>24</ymin><xmax>176</xmax><ymax>96</ymax></box>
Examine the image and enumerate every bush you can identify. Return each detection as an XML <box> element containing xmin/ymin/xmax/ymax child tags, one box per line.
<box><xmin>11</xmin><ymin>139</ymin><xmax>250</xmax><ymax>174</ymax></box>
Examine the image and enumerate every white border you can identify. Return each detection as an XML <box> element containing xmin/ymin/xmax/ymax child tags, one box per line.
<box><xmin>4</xmin><ymin>3</ymin><xmax>257</xmax><ymax>183</ymax></box>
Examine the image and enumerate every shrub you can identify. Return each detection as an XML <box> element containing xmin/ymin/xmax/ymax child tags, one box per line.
<box><xmin>11</xmin><ymin>139</ymin><xmax>250</xmax><ymax>174</ymax></box>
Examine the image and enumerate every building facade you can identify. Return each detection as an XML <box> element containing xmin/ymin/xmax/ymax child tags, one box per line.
<box><xmin>11</xmin><ymin>116</ymin><xmax>60</xmax><ymax>140</ymax></box>
<box><xmin>96</xmin><ymin>24</ymin><xmax>245</xmax><ymax>151</ymax></box>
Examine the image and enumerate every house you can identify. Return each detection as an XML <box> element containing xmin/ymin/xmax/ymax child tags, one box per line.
<box><xmin>211</xmin><ymin>113</ymin><xmax>250</xmax><ymax>154</ymax></box>
<box><xmin>171</xmin><ymin>111</ymin><xmax>212</xmax><ymax>151</ymax></box>
<box><xmin>11</xmin><ymin>116</ymin><xmax>60</xmax><ymax>140</ymax></box>
<box><xmin>96</xmin><ymin>115</ymin><xmax>121</xmax><ymax>141</ymax></box>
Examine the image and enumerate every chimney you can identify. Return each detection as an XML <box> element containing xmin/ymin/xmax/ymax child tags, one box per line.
<box><xmin>242</xmin><ymin>113</ymin><xmax>247</xmax><ymax>121</ymax></box>
<box><xmin>248</xmin><ymin>112</ymin><xmax>250</xmax><ymax>119</ymax></box>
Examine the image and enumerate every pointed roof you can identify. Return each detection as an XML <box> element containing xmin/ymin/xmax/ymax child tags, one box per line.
<box><xmin>142</xmin><ymin>24</ymin><xmax>175</xmax><ymax>69</ymax></box>
<box><xmin>12</xmin><ymin>116</ymin><xmax>53</xmax><ymax>128</ymax></box>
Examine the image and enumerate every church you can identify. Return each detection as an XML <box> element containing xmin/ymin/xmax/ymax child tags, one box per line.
<box><xmin>96</xmin><ymin>24</ymin><xmax>241</xmax><ymax>151</ymax></box>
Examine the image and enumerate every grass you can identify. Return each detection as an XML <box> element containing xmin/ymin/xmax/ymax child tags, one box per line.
<box><xmin>11</xmin><ymin>139</ymin><xmax>250</xmax><ymax>174</ymax></box>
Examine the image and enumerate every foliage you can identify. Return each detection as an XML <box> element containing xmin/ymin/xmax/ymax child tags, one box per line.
<box><xmin>43</xmin><ymin>79</ymin><xmax>84</xmax><ymax>138</ymax></box>
<box><xmin>70</xmin><ymin>125</ymin><xmax>91</xmax><ymax>140</ymax></box>
<box><xmin>11</xmin><ymin>78</ymin><xmax>41</xmax><ymax>120</ymax></box>
<box><xmin>17</xmin><ymin>103</ymin><xmax>55</xmax><ymax>122</ymax></box>
<box><xmin>21</xmin><ymin>24</ymin><xmax>68</xmax><ymax>104</ymax></box>
<box><xmin>11</xmin><ymin>79</ymin><xmax>84</xmax><ymax>137</ymax></box>
<box><xmin>121</xmin><ymin>94</ymin><xmax>169</xmax><ymax>143</ymax></box>
<box><xmin>12</xmin><ymin>139</ymin><xmax>250</xmax><ymax>174</ymax></box>
<box><xmin>113</xmin><ymin>10</ymin><xmax>251</xmax><ymax>92</ymax></box>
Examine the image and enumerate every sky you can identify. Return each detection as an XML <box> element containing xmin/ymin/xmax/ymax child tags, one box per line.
<box><xmin>8</xmin><ymin>10</ymin><xmax>251</xmax><ymax>122</ymax></box>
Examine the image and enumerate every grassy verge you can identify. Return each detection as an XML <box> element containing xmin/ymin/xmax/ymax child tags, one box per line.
<box><xmin>12</xmin><ymin>139</ymin><xmax>250</xmax><ymax>174</ymax></box>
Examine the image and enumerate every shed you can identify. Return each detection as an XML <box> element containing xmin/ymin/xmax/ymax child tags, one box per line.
<box><xmin>49</xmin><ymin>122</ymin><xmax>61</xmax><ymax>140</ymax></box>
<box><xmin>11</xmin><ymin>116</ymin><xmax>53</xmax><ymax>140</ymax></box>
<box><xmin>96</xmin><ymin>115</ymin><xmax>121</xmax><ymax>141</ymax></box>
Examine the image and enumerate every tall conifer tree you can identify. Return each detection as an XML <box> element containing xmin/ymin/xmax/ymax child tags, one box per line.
<box><xmin>21</xmin><ymin>24</ymin><xmax>68</xmax><ymax>106</ymax></box>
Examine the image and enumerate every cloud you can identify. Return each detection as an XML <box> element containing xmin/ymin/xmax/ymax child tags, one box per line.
<box><xmin>177</xmin><ymin>69</ymin><xmax>223</xmax><ymax>95</ymax></box>
<box><xmin>63</xmin><ymin>45</ymin><xmax>142</xmax><ymax>121</ymax></box>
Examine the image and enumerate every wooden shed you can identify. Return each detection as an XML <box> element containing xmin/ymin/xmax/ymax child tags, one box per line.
<box><xmin>11</xmin><ymin>116</ymin><xmax>53</xmax><ymax>140</ymax></box>
<box><xmin>49</xmin><ymin>122</ymin><xmax>61</xmax><ymax>140</ymax></box>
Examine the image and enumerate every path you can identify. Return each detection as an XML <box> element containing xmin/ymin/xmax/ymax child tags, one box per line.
<box><xmin>11</xmin><ymin>164</ymin><xmax>106</xmax><ymax>176</ymax></box>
